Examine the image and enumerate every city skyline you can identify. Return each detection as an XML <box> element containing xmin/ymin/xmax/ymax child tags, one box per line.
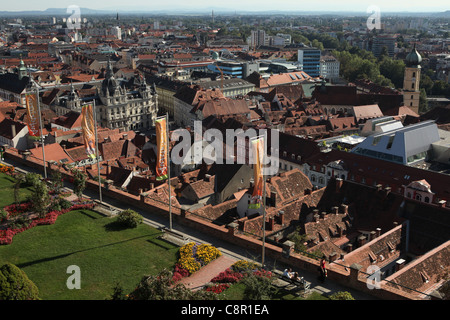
<box><xmin>0</xmin><ymin>0</ymin><xmax>448</xmax><ymax>13</ymax></box>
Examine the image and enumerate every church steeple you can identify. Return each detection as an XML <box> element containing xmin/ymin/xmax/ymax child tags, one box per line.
<box><xmin>402</xmin><ymin>43</ymin><xmax>422</xmax><ymax>114</ymax></box>
<box><xmin>18</xmin><ymin>57</ymin><xmax>27</xmax><ymax>80</ymax></box>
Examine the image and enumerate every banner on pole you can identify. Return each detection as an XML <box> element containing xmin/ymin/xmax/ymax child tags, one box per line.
<box><xmin>249</xmin><ymin>136</ymin><xmax>264</xmax><ymax>209</ymax></box>
<box><xmin>81</xmin><ymin>104</ymin><xmax>96</xmax><ymax>159</ymax></box>
<box><xmin>25</xmin><ymin>93</ymin><xmax>40</xmax><ymax>137</ymax></box>
<box><xmin>155</xmin><ymin>116</ymin><xmax>168</xmax><ymax>181</ymax></box>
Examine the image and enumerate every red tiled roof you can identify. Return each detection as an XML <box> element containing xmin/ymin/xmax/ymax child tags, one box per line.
<box><xmin>30</xmin><ymin>143</ymin><xmax>74</xmax><ymax>164</ymax></box>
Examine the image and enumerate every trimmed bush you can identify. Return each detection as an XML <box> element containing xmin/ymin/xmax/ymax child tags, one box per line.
<box><xmin>0</xmin><ymin>263</ymin><xmax>39</xmax><ymax>300</ymax></box>
<box><xmin>117</xmin><ymin>209</ymin><xmax>143</xmax><ymax>228</ymax></box>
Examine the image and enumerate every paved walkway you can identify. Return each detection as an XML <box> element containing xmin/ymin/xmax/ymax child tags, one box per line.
<box><xmin>177</xmin><ymin>255</ymin><xmax>237</xmax><ymax>291</ymax></box>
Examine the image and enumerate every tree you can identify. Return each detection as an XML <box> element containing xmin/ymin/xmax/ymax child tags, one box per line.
<box><xmin>419</xmin><ymin>88</ymin><xmax>429</xmax><ymax>114</ymax></box>
<box><xmin>0</xmin><ymin>263</ymin><xmax>39</xmax><ymax>300</ymax></box>
<box><xmin>72</xmin><ymin>169</ymin><xmax>86</xmax><ymax>200</ymax></box>
<box><xmin>379</xmin><ymin>57</ymin><xmax>405</xmax><ymax>88</ymax></box>
<box><xmin>24</xmin><ymin>172</ymin><xmax>40</xmax><ymax>188</ymax></box>
<box><xmin>420</xmin><ymin>73</ymin><xmax>434</xmax><ymax>95</ymax></box>
<box><xmin>50</xmin><ymin>166</ymin><xmax>63</xmax><ymax>194</ymax></box>
<box><xmin>13</xmin><ymin>173</ymin><xmax>24</xmax><ymax>205</ymax></box>
<box><xmin>129</xmin><ymin>269</ymin><xmax>218</xmax><ymax>300</ymax></box>
<box><xmin>29</xmin><ymin>180</ymin><xmax>50</xmax><ymax>218</ymax></box>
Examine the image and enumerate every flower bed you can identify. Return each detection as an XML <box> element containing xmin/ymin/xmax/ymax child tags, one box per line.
<box><xmin>0</xmin><ymin>164</ymin><xmax>14</xmax><ymax>174</ymax></box>
<box><xmin>204</xmin><ymin>260</ymin><xmax>273</xmax><ymax>295</ymax></box>
<box><xmin>172</xmin><ymin>242</ymin><xmax>222</xmax><ymax>283</ymax></box>
<box><xmin>0</xmin><ymin>202</ymin><xmax>95</xmax><ymax>245</ymax></box>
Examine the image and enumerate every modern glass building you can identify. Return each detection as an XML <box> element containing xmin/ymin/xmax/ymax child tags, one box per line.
<box><xmin>352</xmin><ymin>120</ymin><xmax>440</xmax><ymax>165</ymax></box>
<box><xmin>208</xmin><ymin>61</ymin><xmax>244</xmax><ymax>78</ymax></box>
<box><xmin>298</xmin><ymin>47</ymin><xmax>321</xmax><ymax>77</ymax></box>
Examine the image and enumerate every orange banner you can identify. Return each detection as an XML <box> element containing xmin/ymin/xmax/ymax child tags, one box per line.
<box><xmin>156</xmin><ymin>116</ymin><xmax>168</xmax><ymax>181</ymax></box>
<box><xmin>81</xmin><ymin>104</ymin><xmax>96</xmax><ymax>159</ymax></box>
<box><xmin>25</xmin><ymin>93</ymin><xmax>40</xmax><ymax>137</ymax></box>
<box><xmin>249</xmin><ymin>137</ymin><xmax>264</xmax><ymax>209</ymax></box>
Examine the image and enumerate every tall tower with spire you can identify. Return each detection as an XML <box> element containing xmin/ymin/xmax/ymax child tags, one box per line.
<box><xmin>18</xmin><ymin>58</ymin><xmax>27</xmax><ymax>80</ymax></box>
<box><xmin>402</xmin><ymin>44</ymin><xmax>422</xmax><ymax>114</ymax></box>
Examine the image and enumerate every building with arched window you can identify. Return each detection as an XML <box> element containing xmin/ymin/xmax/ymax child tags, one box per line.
<box><xmin>404</xmin><ymin>180</ymin><xmax>435</xmax><ymax>204</ymax></box>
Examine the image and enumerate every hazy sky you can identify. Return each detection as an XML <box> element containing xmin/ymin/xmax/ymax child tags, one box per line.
<box><xmin>1</xmin><ymin>0</ymin><xmax>449</xmax><ymax>12</ymax></box>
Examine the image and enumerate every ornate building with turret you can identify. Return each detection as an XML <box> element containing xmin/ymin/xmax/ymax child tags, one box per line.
<box><xmin>403</xmin><ymin>44</ymin><xmax>422</xmax><ymax>114</ymax></box>
<box><xmin>52</xmin><ymin>60</ymin><xmax>158</xmax><ymax>131</ymax></box>
<box><xmin>96</xmin><ymin>60</ymin><xmax>158</xmax><ymax>131</ymax></box>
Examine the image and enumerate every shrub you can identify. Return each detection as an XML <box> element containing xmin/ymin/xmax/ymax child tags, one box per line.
<box><xmin>59</xmin><ymin>198</ymin><xmax>73</xmax><ymax>210</ymax></box>
<box><xmin>117</xmin><ymin>209</ymin><xmax>143</xmax><ymax>228</ymax></box>
<box><xmin>241</xmin><ymin>272</ymin><xmax>276</xmax><ymax>300</ymax></box>
<box><xmin>0</xmin><ymin>263</ymin><xmax>39</xmax><ymax>300</ymax></box>
<box><xmin>129</xmin><ymin>269</ymin><xmax>218</xmax><ymax>300</ymax></box>
<box><xmin>24</xmin><ymin>172</ymin><xmax>41</xmax><ymax>187</ymax></box>
<box><xmin>329</xmin><ymin>291</ymin><xmax>355</xmax><ymax>300</ymax></box>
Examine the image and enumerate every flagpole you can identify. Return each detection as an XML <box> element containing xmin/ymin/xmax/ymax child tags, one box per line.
<box><xmin>92</xmin><ymin>100</ymin><xmax>102</xmax><ymax>203</ymax></box>
<box><xmin>36</xmin><ymin>86</ymin><xmax>47</xmax><ymax>179</ymax></box>
<box><xmin>261</xmin><ymin>132</ymin><xmax>267</xmax><ymax>269</ymax></box>
<box><xmin>166</xmin><ymin>113</ymin><xmax>172</xmax><ymax>230</ymax></box>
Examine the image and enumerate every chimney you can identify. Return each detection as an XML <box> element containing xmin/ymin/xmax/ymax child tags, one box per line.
<box><xmin>227</xmin><ymin>222</ymin><xmax>238</xmax><ymax>236</ymax></box>
<box><xmin>384</xmin><ymin>186</ymin><xmax>391</xmax><ymax>196</ymax></box>
<box><xmin>278</xmin><ymin>210</ymin><xmax>285</xmax><ymax>225</ymax></box>
<box><xmin>11</xmin><ymin>124</ymin><xmax>16</xmax><ymax>138</ymax></box>
<box><xmin>346</xmin><ymin>243</ymin><xmax>353</xmax><ymax>253</ymax></box>
<box><xmin>335</xmin><ymin>177</ymin><xmax>343</xmax><ymax>192</ymax></box>
<box><xmin>332</xmin><ymin>206</ymin><xmax>339</xmax><ymax>214</ymax></box>
<box><xmin>313</xmin><ymin>214</ymin><xmax>320</xmax><ymax>223</ymax></box>
<box><xmin>269</xmin><ymin>216</ymin><xmax>275</xmax><ymax>231</ymax></box>
<box><xmin>329</xmin><ymin>251</ymin><xmax>338</xmax><ymax>262</ymax></box>
<box><xmin>337</xmin><ymin>224</ymin><xmax>343</xmax><ymax>237</ymax></box>
<box><xmin>439</xmin><ymin>200</ymin><xmax>447</xmax><ymax>208</ymax></box>
<box><xmin>270</xmin><ymin>191</ymin><xmax>277</xmax><ymax>206</ymax></box>
<box><xmin>376</xmin><ymin>228</ymin><xmax>381</xmax><ymax>238</ymax></box>
<box><xmin>357</xmin><ymin>235</ymin><xmax>367</xmax><ymax>247</ymax></box>
<box><xmin>395</xmin><ymin>259</ymin><xmax>406</xmax><ymax>272</ymax></box>
<box><xmin>370</xmin><ymin>231</ymin><xmax>376</xmax><ymax>241</ymax></box>
<box><xmin>340</xmin><ymin>204</ymin><xmax>348</xmax><ymax>214</ymax></box>
<box><xmin>320</xmin><ymin>211</ymin><xmax>327</xmax><ymax>220</ymax></box>
<box><xmin>376</xmin><ymin>184</ymin><xmax>382</xmax><ymax>191</ymax></box>
<box><xmin>205</xmin><ymin>174</ymin><xmax>211</xmax><ymax>182</ymax></box>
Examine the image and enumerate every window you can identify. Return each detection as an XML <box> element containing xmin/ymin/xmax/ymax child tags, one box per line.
<box><xmin>424</xmin><ymin>197</ymin><xmax>430</xmax><ymax>203</ymax></box>
<box><xmin>311</xmin><ymin>175</ymin><xmax>316</xmax><ymax>182</ymax></box>
<box><xmin>415</xmin><ymin>194</ymin><xmax>422</xmax><ymax>201</ymax></box>
<box><xmin>319</xmin><ymin>177</ymin><xmax>324</xmax><ymax>185</ymax></box>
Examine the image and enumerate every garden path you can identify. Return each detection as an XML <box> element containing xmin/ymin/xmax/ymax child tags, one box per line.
<box><xmin>177</xmin><ymin>254</ymin><xmax>237</xmax><ymax>291</ymax></box>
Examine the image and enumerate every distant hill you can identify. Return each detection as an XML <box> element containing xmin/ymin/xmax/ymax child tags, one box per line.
<box><xmin>0</xmin><ymin>7</ymin><xmax>114</xmax><ymax>17</ymax></box>
<box><xmin>0</xmin><ymin>7</ymin><xmax>448</xmax><ymax>17</ymax></box>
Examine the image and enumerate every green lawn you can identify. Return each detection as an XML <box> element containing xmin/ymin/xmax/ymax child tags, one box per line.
<box><xmin>0</xmin><ymin>209</ymin><xmax>180</xmax><ymax>300</ymax></box>
<box><xmin>0</xmin><ymin>172</ymin><xmax>34</xmax><ymax>207</ymax></box>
